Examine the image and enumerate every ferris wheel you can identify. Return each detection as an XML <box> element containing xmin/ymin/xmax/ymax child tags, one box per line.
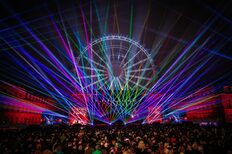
<box><xmin>74</xmin><ymin>35</ymin><xmax>157</xmax><ymax>123</ymax></box>
<box><xmin>76</xmin><ymin>35</ymin><xmax>156</xmax><ymax>93</ymax></box>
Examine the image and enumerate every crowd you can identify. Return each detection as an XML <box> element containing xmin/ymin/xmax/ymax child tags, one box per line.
<box><xmin>0</xmin><ymin>123</ymin><xmax>232</xmax><ymax>154</ymax></box>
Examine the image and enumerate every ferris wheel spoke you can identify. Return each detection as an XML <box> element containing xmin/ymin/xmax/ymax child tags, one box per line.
<box><xmin>123</xmin><ymin>57</ymin><xmax>150</xmax><ymax>71</ymax></box>
<box><xmin>90</xmin><ymin>46</ymin><xmax>112</xmax><ymax>70</ymax></box>
<box><xmin>81</xmin><ymin>55</ymin><xmax>107</xmax><ymax>70</ymax></box>
<box><xmin>98</xmin><ymin>76</ymin><xmax>111</xmax><ymax>90</ymax></box>
<box><xmin>126</xmin><ymin>67</ymin><xmax>154</xmax><ymax>73</ymax></box>
<box><xmin>134</xmin><ymin>61</ymin><xmax>156</xmax><ymax>88</ymax></box>
<box><xmin>118</xmin><ymin>77</ymin><xmax>126</xmax><ymax>89</ymax></box>
<box><xmin>118</xmin><ymin>76</ymin><xmax>127</xmax><ymax>89</ymax></box>
<box><xmin>78</xmin><ymin>66</ymin><xmax>105</xmax><ymax>73</ymax></box>
<box><xmin>79</xmin><ymin>74</ymin><xmax>106</xmax><ymax>79</ymax></box>
<box><xmin>116</xmin><ymin>77</ymin><xmax>123</xmax><ymax>90</ymax></box>
<box><xmin>83</xmin><ymin>76</ymin><xmax>109</xmax><ymax>89</ymax></box>
<box><xmin>120</xmin><ymin>44</ymin><xmax>133</xmax><ymax>66</ymax></box>
<box><xmin>109</xmin><ymin>78</ymin><xmax>116</xmax><ymax>90</ymax></box>
<box><xmin>125</xmin><ymin>75</ymin><xmax>151</xmax><ymax>81</ymax></box>
<box><xmin>121</xmin><ymin>76</ymin><xmax>147</xmax><ymax>90</ymax></box>
<box><xmin>122</xmin><ymin>49</ymin><xmax>142</xmax><ymax>68</ymax></box>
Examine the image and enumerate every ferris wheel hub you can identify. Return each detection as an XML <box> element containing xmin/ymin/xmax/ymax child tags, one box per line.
<box><xmin>112</xmin><ymin>64</ymin><xmax>123</xmax><ymax>77</ymax></box>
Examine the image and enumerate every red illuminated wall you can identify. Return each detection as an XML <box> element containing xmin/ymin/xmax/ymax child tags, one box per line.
<box><xmin>184</xmin><ymin>86</ymin><xmax>232</xmax><ymax>123</ymax></box>
<box><xmin>186</xmin><ymin>105</ymin><xmax>221</xmax><ymax>122</ymax></box>
<box><xmin>0</xmin><ymin>84</ymin><xmax>56</xmax><ymax>125</ymax></box>
<box><xmin>220</xmin><ymin>86</ymin><xmax>232</xmax><ymax>123</ymax></box>
<box><xmin>221</xmin><ymin>94</ymin><xmax>232</xmax><ymax>109</ymax></box>
<box><xmin>177</xmin><ymin>87</ymin><xmax>224</xmax><ymax>122</ymax></box>
<box><xmin>4</xmin><ymin>111</ymin><xmax>41</xmax><ymax>125</ymax></box>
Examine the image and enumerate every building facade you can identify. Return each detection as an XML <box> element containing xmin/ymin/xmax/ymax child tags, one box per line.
<box><xmin>0</xmin><ymin>83</ymin><xmax>56</xmax><ymax>125</ymax></box>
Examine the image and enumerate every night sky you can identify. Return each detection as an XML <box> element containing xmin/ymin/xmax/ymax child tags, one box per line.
<box><xmin>0</xmin><ymin>0</ymin><xmax>231</xmax><ymax>103</ymax></box>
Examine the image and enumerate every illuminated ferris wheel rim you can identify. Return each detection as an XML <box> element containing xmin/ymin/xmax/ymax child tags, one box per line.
<box><xmin>78</xmin><ymin>35</ymin><xmax>156</xmax><ymax>91</ymax></box>
<box><xmin>82</xmin><ymin>35</ymin><xmax>154</xmax><ymax>66</ymax></box>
